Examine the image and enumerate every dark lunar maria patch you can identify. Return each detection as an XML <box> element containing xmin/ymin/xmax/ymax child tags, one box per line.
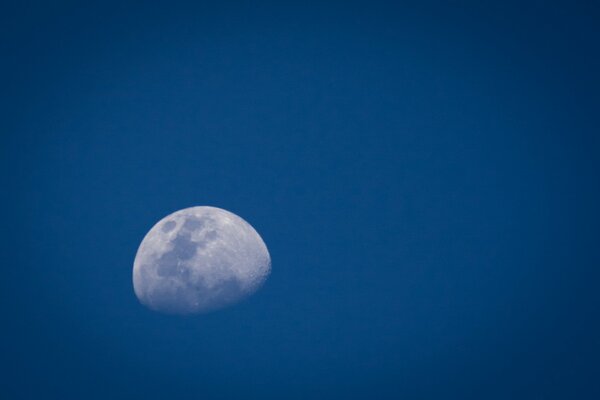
<box><xmin>183</xmin><ymin>217</ymin><xmax>206</xmax><ymax>231</ymax></box>
<box><xmin>162</xmin><ymin>220</ymin><xmax>176</xmax><ymax>232</ymax></box>
<box><xmin>171</xmin><ymin>233</ymin><xmax>198</xmax><ymax>260</ymax></box>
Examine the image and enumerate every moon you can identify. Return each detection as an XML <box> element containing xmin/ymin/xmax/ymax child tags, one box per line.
<box><xmin>132</xmin><ymin>206</ymin><xmax>271</xmax><ymax>315</ymax></box>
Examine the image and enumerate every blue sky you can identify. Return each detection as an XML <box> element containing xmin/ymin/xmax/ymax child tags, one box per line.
<box><xmin>2</xmin><ymin>1</ymin><xmax>599</xmax><ymax>399</ymax></box>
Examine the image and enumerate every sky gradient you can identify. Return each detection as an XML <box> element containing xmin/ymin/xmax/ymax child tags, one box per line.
<box><xmin>2</xmin><ymin>1</ymin><xmax>600</xmax><ymax>399</ymax></box>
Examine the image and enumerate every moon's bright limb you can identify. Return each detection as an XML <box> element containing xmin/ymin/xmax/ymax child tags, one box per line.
<box><xmin>133</xmin><ymin>206</ymin><xmax>271</xmax><ymax>314</ymax></box>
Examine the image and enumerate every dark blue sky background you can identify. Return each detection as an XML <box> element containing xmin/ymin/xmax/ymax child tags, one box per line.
<box><xmin>2</xmin><ymin>1</ymin><xmax>599</xmax><ymax>399</ymax></box>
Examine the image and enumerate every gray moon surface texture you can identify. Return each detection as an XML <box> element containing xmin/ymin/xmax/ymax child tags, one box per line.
<box><xmin>133</xmin><ymin>206</ymin><xmax>271</xmax><ymax>314</ymax></box>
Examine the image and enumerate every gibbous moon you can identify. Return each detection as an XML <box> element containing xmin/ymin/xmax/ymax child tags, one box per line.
<box><xmin>133</xmin><ymin>206</ymin><xmax>271</xmax><ymax>314</ymax></box>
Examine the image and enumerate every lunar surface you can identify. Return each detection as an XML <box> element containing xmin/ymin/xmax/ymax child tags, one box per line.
<box><xmin>133</xmin><ymin>206</ymin><xmax>271</xmax><ymax>314</ymax></box>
